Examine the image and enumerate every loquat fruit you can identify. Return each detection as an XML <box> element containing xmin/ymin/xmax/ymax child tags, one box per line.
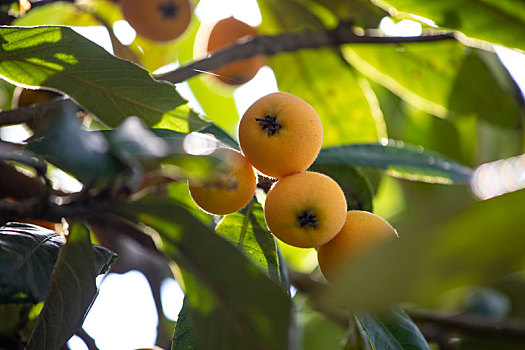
<box><xmin>317</xmin><ymin>210</ymin><xmax>398</xmax><ymax>282</ymax></box>
<box><xmin>121</xmin><ymin>0</ymin><xmax>192</xmax><ymax>42</ymax></box>
<box><xmin>188</xmin><ymin>148</ymin><xmax>256</xmax><ymax>215</ymax></box>
<box><xmin>264</xmin><ymin>171</ymin><xmax>347</xmax><ymax>248</ymax></box>
<box><xmin>238</xmin><ymin>92</ymin><xmax>323</xmax><ymax>178</ymax></box>
<box><xmin>203</xmin><ymin>16</ymin><xmax>266</xmax><ymax>85</ymax></box>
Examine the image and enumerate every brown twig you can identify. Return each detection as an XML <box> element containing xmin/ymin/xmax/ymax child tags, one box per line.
<box><xmin>406</xmin><ymin>308</ymin><xmax>525</xmax><ymax>339</ymax></box>
<box><xmin>288</xmin><ymin>269</ymin><xmax>525</xmax><ymax>341</ymax></box>
<box><xmin>0</xmin><ymin>96</ymin><xmax>68</xmax><ymax>127</ymax></box>
<box><xmin>160</xmin><ymin>22</ymin><xmax>457</xmax><ymax>84</ymax></box>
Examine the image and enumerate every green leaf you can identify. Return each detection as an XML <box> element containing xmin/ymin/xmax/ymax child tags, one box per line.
<box><xmin>27</xmin><ymin>101</ymin><xmax>124</xmax><ymax>184</ymax></box>
<box><xmin>378</xmin><ymin>0</ymin><xmax>525</xmax><ymax>51</ymax></box>
<box><xmin>344</xmin><ymin>44</ymin><xmax>523</xmax><ymax>126</ymax></box>
<box><xmin>172</xmin><ymin>298</ymin><xmax>198</xmax><ymax>350</ymax></box>
<box><xmin>197</xmin><ymin>124</ymin><xmax>240</xmax><ymax>151</ymax></box>
<box><xmin>309</xmin><ymin>0</ymin><xmax>387</xmax><ymax>27</ymax></box>
<box><xmin>294</xmin><ymin>295</ymin><xmax>348</xmax><ymax>350</ymax></box>
<box><xmin>344</xmin><ymin>40</ymin><xmax>464</xmax><ymax>118</ymax></box>
<box><xmin>216</xmin><ymin>201</ymin><xmax>284</xmax><ymax>287</ymax></box>
<box><xmin>100</xmin><ymin>122</ymin><xmax>234</xmax><ymax>181</ymax></box>
<box><xmin>26</xmin><ymin>224</ymin><xmax>116</xmax><ymax>349</ymax></box>
<box><xmin>316</xmin><ymin>142</ymin><xmax>473</xmax><ymax>184</ymax></box>
<box><xmin>13</xmin><ymin>1</ymin><xmax>99</xmax><ymax>27</ymax></box>
<box><xmin>117</xmin><ymin>196</ymin><xmax>293</xmax><ymax>350</ymax></box>
<box><xmin>371</xmin><ymin>81</ymin><xmax>470</xmax><ymax>165</ymax></box>
<box><xmin>310</xmin><ymin>163</ymin><xmax>374</xmax><ymax>212</ymax></box>
<box><xmin>323</xmin><ymin>188</ymin><xmax>525</xmax><ymax>310</ymax></box>
<box><xmin>0</xmin><ymin>222</ymin><xmax>115</xmax><ymax>304</ymax></box>
<box><xmin>258</xmin><ymin>0</ymin><xmax>382</xmax><ymax>145</ymax></box>
<box><xmin>0</xmin><ymin>26</ymin><xmax>207</xmax><ymax>130</ymax></box>
<box><xmin>449</xmin><ymin>50</ymin><xmax>523</xmax><ymax>127</ymax></box>
<box><xmin>356</xmin><ymin>307</ymin><xmax>431</xmax><ymax>350</ymax></box>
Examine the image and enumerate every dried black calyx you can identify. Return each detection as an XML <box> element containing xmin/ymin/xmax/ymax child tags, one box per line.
<box><xmin>296</xmin><ymin>210</ymin><xmax>318</xmax><ymax>229</ymax></box>
<box><xmin>255</xmin><ymin>115</ymin><xmax>282</xmax><ymax>136</ymax></box>
<box><xmin>158</xmin><ymin>1</ymin><xmax>178</xmax><ymax>19</ymax></box>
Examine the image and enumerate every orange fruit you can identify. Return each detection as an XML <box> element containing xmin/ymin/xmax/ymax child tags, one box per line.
<box><xmin>121</xmin><ymin>0</ymin><xmax>192</xmax><ymax>42</ymax></box>
<box><xmin>317</xmin><ymin>210</ymin><xmax>398</xmax><ymax>282</ymax></box>
<box><xmin>188</xmin><ymin>148</ymin><xmax>256</xmax><ymax>215</ymax></box>
<box><xmin>264</xmin><ymin>172</ymin><xmax>347</xmax><ymax>248</ymax></box>
<box><xmin>204</xmin><ymin>16</ymin><xmax>266</xmax><ymax>85</ymax></box>
<box><xmin>238</xmin><ymin>92</ymin><xmax>323</xmax><ymax>178</ymax></box>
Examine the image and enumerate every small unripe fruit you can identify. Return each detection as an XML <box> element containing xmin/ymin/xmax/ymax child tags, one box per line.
<box><xmin>264</xmin><ymin>172</ymin><xmax>347</xmax><ymax>248</ymax></box>
<box><xmin>238</xmin><ymin>92</ymin><xmax>323</xmax><ymax>178</ymax></box>
<box><xmin>317</xmin><ymin>210</ymin><xmax>398</xmax><ymax>282</ymax></box>
<box><xmin>188</xmin><ymin>148</ymin><xmax>256</xmax><ymax>215</ymax></box>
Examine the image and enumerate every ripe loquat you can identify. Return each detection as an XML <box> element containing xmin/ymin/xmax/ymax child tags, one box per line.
<box><xmin>121</xmin><ymin>0</ymin><xmax>192</xmax><ymax>42</ymax></box>
<box><xmin>238</xmin><ymin>92</ymin><xmax>323</xmax><ymax>178</ymax></box>
<box><xmin>203</xmin><ymin>16</ymin><xmax>266</xmax><ymax>85</ymax></box>
<box><xmin>188</xmin><ymin>148</ymin><xmax>256</xmax><ymax>215</ymax></box>
<box><xmin>264</xmin><ymin>171</ymin><xmax>347</xmax><ymax>248</ymax></box>
<box><xmin>317</xmin><ymin>210</ymin><xmax>398</xmax><ymax>282</ymax></box>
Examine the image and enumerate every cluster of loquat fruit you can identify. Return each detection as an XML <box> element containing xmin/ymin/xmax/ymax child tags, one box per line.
<box><xmin>116</xmin><ymin>1</ymin><xmax>397</xmax><ymax>282</ymax></box>
<box><xmin>188</xmin><ymin>92</ymin><xmax>398</xmax><ymax>282</ymax></box>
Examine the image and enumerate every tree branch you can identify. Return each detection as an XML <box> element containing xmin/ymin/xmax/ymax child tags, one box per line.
<box><xmin>288</xmin><ymin>269</ymin><xmax>525</xmax><ymax>340</ymax></box>
<box><xmin>406</xmin><ymin>307</ymin><xmax>525</xmax><ymax>339</ymax></box>
<box><xmin>160</xmin><ymin>22</ymin><xmax>457</xmax><ymax>84</ymax></box>
<box><xmin>0</xmin><ymin>96</ymin><xmax>68</xmax><ymax>127</ymax></box>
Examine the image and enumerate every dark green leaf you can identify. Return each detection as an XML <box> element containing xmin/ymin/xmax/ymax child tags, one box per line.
<box><xmin>26</xmin><ymin>224</ymin><xmax>116</xmax><ymax>349</ymax></box>
<box><xmin>356</xmin><ymin>307</ymin><xmax>431</xmax><ymax>350</ymax></box>
<box><xmin>172</xmin><ymin>298</ymin><xmax>198</xmax><ymax>350</ymax></box>
<box><xmin>27</xmin><ymin>101</ymin><xmax>124</xmax><ymax>184</ymax></box>
<box><xmin>117</xmin><ymin>196</ymin><xmax>292</xmax><ymax>350</ymax></box>
<box><xmin>216</xmin><ymin>200</ymin><xmax>284</xmax><ymax>287</ymax></box>
<box><xmin>310</xmin><ymin>163</ymin><xmax>374</xmax><ymax>211</ymax></box>
<box><xmin>378</xmin><ymin>0</ymin><xmax>525</xmax><ymax>51</ymax></box>
<box><xmin>0</xmin><ymin>26</ymin><xmax>208</xmax><ymax>130</ymax></box>
<box><xmin>316</xmin><ymin>142</ymin><xmax>473</xmax><ymax>184</ymax></box>
<box><xmin>323</xmin><ymin>188</ymin><xmax>525</xmax><ymax>310</ymax></box>
<box><xmin>0</xmin><ymin>222</ymin><xmax>115</xmax><ymax>304</ymax></box>
<box><xmin>197</xmin><ymin>124</ymin><xmax>239</xmax><ymax>151</ymax></box>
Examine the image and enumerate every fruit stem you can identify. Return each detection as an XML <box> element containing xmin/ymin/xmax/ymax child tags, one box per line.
<box><xmin>158</xmin><ymin>1</ymin><xmax>178</xmax><ymax>19</ymax></box>
<box><xmin>296</xmin><ymin>210</ymin><xmax>318</xmax><ymax>229</ymax></box>
<box><xmin>255</xmin><ymin>115</ymin><xmax>282</xmax><ymax>136</ymax></box>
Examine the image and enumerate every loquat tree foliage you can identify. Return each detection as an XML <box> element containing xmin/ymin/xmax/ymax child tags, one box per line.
<box><xmin>0</xmin><ymin>0</ymin><xmax>524</xmax><ymax>349</ymax></box>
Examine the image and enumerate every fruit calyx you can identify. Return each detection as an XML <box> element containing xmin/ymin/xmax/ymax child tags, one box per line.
<box><xmin>158</xmin><ymin>1</ymin><xmax>178</xmax><ymax>18</ymax></box>
<box><xmin>256</xmin><ymin>115</ymin><xmax>282</xmax><ymax>136</ymax></box>
<box><xmin>296</xmin><ymin>210</ymin><xmax>318</xmax><ymax>229</ymax></box>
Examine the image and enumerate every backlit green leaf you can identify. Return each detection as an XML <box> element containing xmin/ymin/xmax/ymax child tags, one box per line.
<box><xmin>0</xmin><ymin>26</ymin><xmax>207</xmax><ymax>130</ymax></box>
<box><xmin>378</xmin><ymin>0</ymin><xmax>525</xmax><ymax>51</ymax></box>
